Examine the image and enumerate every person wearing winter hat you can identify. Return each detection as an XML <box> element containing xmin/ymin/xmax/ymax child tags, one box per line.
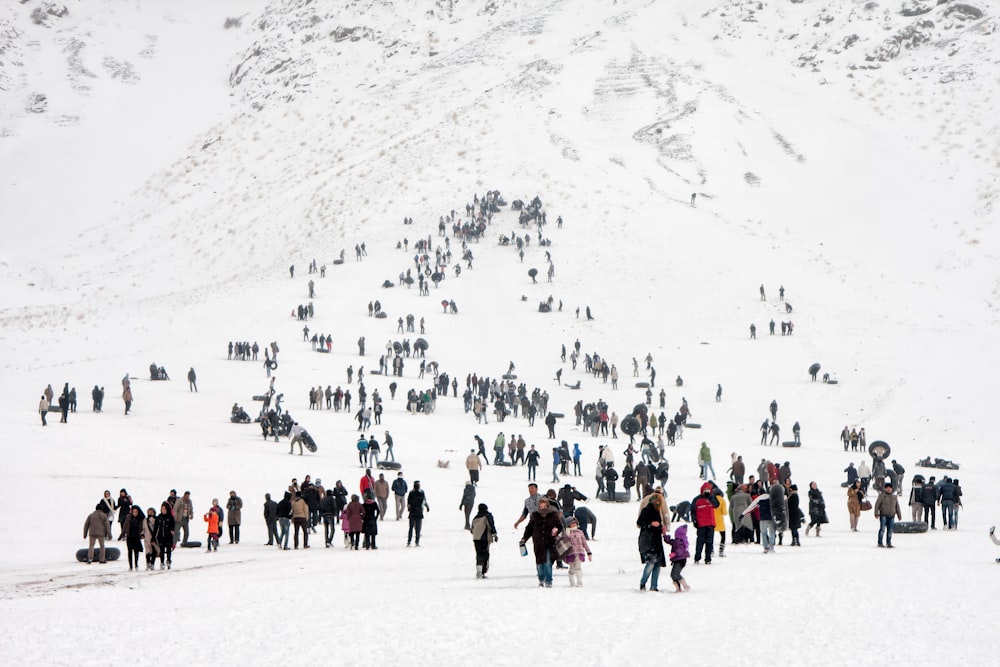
<box><xmin>563</xmin><ymin>516</ymin><xmax>592</xmax><ymax>587</ymax></box>
<box><xmin>471</xmin><ymin>503</ymin><xmax>497</xmax><ymax>579</ymax></box>
<box><xmin>664</xmin><ymin>524</ymin><xmax>691</xmax><ymax>592</ymax></box>
<box><xmin>83</xmin><ymin>503</ymin><xmax>111</xmax><ymax>563</ymax></box>
<box><xmin>873</xmin><ymin>481</ymin><xmax>902</xmax><ymax>547</ymax></box>
<box><xmin>691</xmin><ymin>482</ymin><xmax>720</xmax><ymax>564</ymax></box>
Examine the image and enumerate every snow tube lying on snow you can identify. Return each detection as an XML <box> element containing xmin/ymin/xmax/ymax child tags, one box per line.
<box><xmin>893</xmin><ymin>521</ymin><xmax>928</xmax><ymax>534</ymax></box>
<box><xmin>377</xmin><ymin>461</ymin><xmax>402</xmax><ymax>470</ymax></box>
<box><xmin>76</xmin><ymin>547</ymin><xmax>121</xmax><ymax>563</ymax></box>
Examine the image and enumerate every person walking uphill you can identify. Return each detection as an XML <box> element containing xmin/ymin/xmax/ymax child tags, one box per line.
<box><xmin>471</xmin><ymin>504</ymin><xmax>498</xmax><ymax>579</ymax></box>
<box><xmin>519</xmin><ymin>498</ymin><xmax>564</xmax><ymax>588</ymax></box>
<box><xmin>460</xmin><ymin>482</ymin><xmax>477</xmax><ymax>531</ymax></box>
<box><xmin>637</xmin><ymin>493</ymin><xmax>668</xmax><ymax>591</ymax></box>
<box><xmin>874</xmin><ymin>482</ymin><xmax>902</xmax><ymax>548</ymax></box>
<box><xmin>407</xmin><ymin>481</ymin><xmax>430</xmax><ymax>547</ymax></box>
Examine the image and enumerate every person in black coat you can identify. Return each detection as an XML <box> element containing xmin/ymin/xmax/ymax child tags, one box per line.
<box><xmin>786</xmin><ymin>485</ymin><xmax>803</xmax><ymax>546</ymax></box>
<box><xmin>603</xmin><ymin>464</ymin><xmax>619</xmax><ymax>501</ymax></box>
<box><xmin>407</xmin><ymin>482</ymin><xmax>429</xmax><ymax>547</ymax></box>
<box><xmin>805</xmin><ymin>482</ymin><xmax>829</xmax><ymax>536</ymax></box>
<box><xmin>153</xmin><ymin>503</ymin><xmax>175</xmax><ymax>570</ymax></box>
<box><xmin>637</xmin><ymin>494</ymin><xmax>667</xmax><ymax>591</ymax></box>
<box><xmin>362</xmin><ymin>493</ymin><xmax>380</xmax><ymax>549</ymax></box>
<box><xmin>471</xmin><ymin>504</ymin><xmax>498</xmax><ymax>579</ymax></box>
<box><xmin>518</xmin><ymin>498</ymin><xmax>563</xmax><ymax>587</ymax></box>
<box><xmin>276</xmin><ymin>492</ymin><xmax>292</xmax><ymax>549</ymax></box>
<box><xmin>124</xmin><ymin>506</ymin><xmax>145</xmax><ymax>571</ymax></box>
<box><xmin>263</xmin><ymin>493</ymin><xmax>279</xmax><ymax>546</ymax></box>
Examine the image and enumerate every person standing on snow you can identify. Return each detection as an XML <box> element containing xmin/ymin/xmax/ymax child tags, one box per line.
<box><xmin>459</xmin><ymin>482</ymin><xmax>477</xmax><ymax>531</ymax></box>
<box><xmin>407</xmin><ymin>481</ymin><xmax>430</xmax><ymax>547</ymax></box>
<box><xmin>874</xmin><ymin>482</ymin><xmax>902</xmax><ymax>547</ymax></box>
<box><xmin>691</xmin><ymin>482</ymin><xmax>720</xmax><ymax>564</ymax></box>
<box><xmin>519</xmin><ymin>497</ymin><xmax>563</xmax><ymax>588</ymax></box>
<box><xmin>472</xmin><ymin>503</ymin><xmax>498</xmax><ymax>579</ymax></box>
<box><xmin>83</xmin><ymin>503</ymin><xmax>111</xmax><ymax>564</ymax></box>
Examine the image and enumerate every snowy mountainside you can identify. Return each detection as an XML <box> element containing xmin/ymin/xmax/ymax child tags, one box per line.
<box><xmin>1</xmin><ymin>0</ymin><xmax>998</xmax><ymax>437</ymax></box>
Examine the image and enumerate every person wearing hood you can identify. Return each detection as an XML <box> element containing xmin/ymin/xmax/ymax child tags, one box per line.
<box><xmin>361</xmin><ymin>491</ymin><xmax>380</xmax><ymax>549</ymax></box>
<box><xmin>519</xmin><ymin>497</ymin><xmax>563</xmax><ymax>587</ymax></box>
<box><xmin>155</xmin><ymin>502</ymin><xmax>176</xmax><ymax>568</ymax></box>
<box><xmin>471</xmin><ymin>503</ymin><xmax>498</xmax><ymax>579</ymax></box>
<box><xmin>562</xmin><ymin>516</ymin><xmax>592</xmax><ymax>587</ymax></box>
<box><xmin>203</xmin><ymin>500</ymin><xmax>221</xmax><ymax>553</ymax></box>
<box><xmin>664</xmin><ymin>524</ymin><xmax>691</xmax><ymax>593</ymax></box>
<box><xmin>142</xmin><ymin>507</ymin><xmax>159</xmax><ymax>570</ymax></box>
<box><xmin>691</xmin><ymin>482</ymin><xmax>720</xmax><ymax>564</ymax></box>
<box><xmin>713</xmin><ymin>484</ymin><xmax>728</xmax><ymax>557</ymax></box>
<box><xmin>459</xmin><ymin>482</ymin><xmax>477</xmax><ymax>531</ymax></box>
<box><xmin>787</xmin><ymin>485</ymin><xmax>803</xmax><ymax>546</ymax></box>
<box><xmin>124</xmin><ymin>506</ymin><xmax>145</xmax><ymax>571</ymax></box>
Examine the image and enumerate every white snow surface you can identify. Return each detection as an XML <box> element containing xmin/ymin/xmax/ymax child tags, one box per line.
<box><xmin>1</xmin><ymin>0</ymin><xmax>999</xmax><ymax>663</ymax></box>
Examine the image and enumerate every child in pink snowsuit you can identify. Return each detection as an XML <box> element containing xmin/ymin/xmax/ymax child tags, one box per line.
<box><xmin>563</xmin><ymin>516</ymin><xmax>592</xmax><ymax>587</ymax></box>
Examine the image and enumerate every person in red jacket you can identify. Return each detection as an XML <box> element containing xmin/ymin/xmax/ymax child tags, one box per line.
<box><xmin>360</xmin><ymin>469</ymin><xmax>375</xmax><ymax>497</ymax></box>
<box><xmin>691</xmin><ymin>482</ymin><xmax>720</xmax><ymax>564</ymax></box>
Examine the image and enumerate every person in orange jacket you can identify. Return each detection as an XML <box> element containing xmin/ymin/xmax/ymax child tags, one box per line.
<box><xmin>204</xmin><ymin>500</ymin><xmax>222</xmax><ymax>552</ymax></box>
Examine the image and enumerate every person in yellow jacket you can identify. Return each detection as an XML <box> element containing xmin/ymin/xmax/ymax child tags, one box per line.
<box><xmin>713</xmin><ymin>486</ymin><xmax>728</xmax><ymax>558</ymax></box>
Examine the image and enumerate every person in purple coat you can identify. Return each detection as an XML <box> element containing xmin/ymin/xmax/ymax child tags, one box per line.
<box><xmin>664</xmin><ymin>524</ymin><xmax>691</xmax><ymax>593</ymax></box>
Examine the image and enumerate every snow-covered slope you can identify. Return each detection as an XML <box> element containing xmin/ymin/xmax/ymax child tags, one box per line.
<box><xmin>1</xmin><ymin>0</ymin><xmax>998</xmax><ymax>663</ymax></box>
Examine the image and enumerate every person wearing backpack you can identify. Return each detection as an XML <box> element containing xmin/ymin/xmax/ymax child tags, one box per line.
<box><xmin>471</xmin><ymin>504</ymin><xmax>498</xmax><ymax>579</ymax></box>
